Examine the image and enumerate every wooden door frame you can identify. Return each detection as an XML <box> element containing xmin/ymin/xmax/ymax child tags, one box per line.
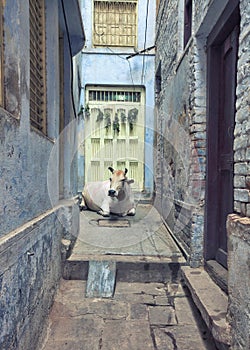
<box><xmin>205</xmin><ymin>0</ymin><xmax>240</xmax><ymax>264</ymax></box>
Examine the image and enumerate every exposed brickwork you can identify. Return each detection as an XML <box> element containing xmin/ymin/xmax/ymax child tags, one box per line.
<box><xmin>155</xmin><ymin>0</ymin><xmax>207</xmax><ymax>267</ymax></box>
<box><xmin>234</xmin><ymin>0</ymin><xmax>250</xmax><ymax>217</ymax></box>
<box><xmin>156</xmin><ymin>1</ymin><xmax>250</xmax><ymax>348</ymax></box>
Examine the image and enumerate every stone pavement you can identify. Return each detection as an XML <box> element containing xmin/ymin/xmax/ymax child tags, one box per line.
<box><xmin>42</xmin><ymin>279</ymin><xmax>217</xmax><ymax>350</ymax></box>
<box><xmin>41</xmin><ymin>205</ymin><xmax>218</xmax><ymax>349</ymax></box>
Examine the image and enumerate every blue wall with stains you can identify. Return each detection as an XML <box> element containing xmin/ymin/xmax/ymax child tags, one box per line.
<box><xmin>78</xmin><ymin>0</ymin><xmax>156</xmax><ymax>195</ymax></box>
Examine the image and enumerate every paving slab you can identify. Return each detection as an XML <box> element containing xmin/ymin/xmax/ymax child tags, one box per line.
<box><xmin>86</xmin><ymin>260</ymin><xmax>116</xmax><ymax>298</ymax></box>
<box><xmin>42</xmin><ymin>279</ymin><xmax>218</xmax><ymax>350</ymax></box>
<box><xmin>148</xmin><ymin>305</ymin><xmax>177</xmax><ymax>326</ymax></box>
<box><xmin>101</xmin><ymin>320</ymin><xmax>155</xmax><ymax>350</ymax></box>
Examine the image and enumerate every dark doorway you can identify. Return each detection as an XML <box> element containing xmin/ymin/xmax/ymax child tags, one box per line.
<box><xmin>205</xmin><ymin>1</ymin><xmax>240</xmax><ymax>268</ymax></box>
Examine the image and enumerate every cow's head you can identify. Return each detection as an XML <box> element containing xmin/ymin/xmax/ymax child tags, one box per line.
<box><xmin>108</xmin><ymin>167</ymin><xmax>134</xmax><ymax>198</ymax></box>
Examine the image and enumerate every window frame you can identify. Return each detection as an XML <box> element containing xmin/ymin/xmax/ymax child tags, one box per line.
<box><xmin>183</xmin><ymin>0</ymin><xmax>192</xmax><ymax>48</ymax></box>
<box><xmin>29</xmin><ymin>0</ymin><xmax>47</xmax><ymax>134</ymax></box>
<box><xmin>92</xmin><ymin>0</ymin><xmax>138</xmax><ymax>48</ymax></box>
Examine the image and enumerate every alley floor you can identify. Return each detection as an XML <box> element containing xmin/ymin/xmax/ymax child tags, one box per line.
<box><xmin>41</xmin><ymin>204</ymin><xmax>218</xmax><ymax>350</ymax></box>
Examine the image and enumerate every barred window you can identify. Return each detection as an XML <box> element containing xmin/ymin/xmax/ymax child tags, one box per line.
<box><xmin>89</xmin><ymin>89</ymin><xmax>141</xmax><ymax>103</ymax></box>
<box><xmin>29</xmin><ymin>0</ymin><xmax>46</xmax><ymax>133</ymax></box>
<box><xmin>93</xmin><ymin>0</ymin><xmax>137</xmax><ymax>47</ymax></box>
<box><xmin>184</xmin><ymin>0</ymin><xmax>192</xmax><ymax>47</ymax></box>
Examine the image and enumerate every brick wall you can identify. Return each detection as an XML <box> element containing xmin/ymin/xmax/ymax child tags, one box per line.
<box><xmin>234</xmin><ymin>0</ymin><xmax>250</xmax><ymax>217</ymax></box>
<box><xmin>155</xmin><ymin>0</ymin><xmax>207</xmax><ymax>266</ymax></box>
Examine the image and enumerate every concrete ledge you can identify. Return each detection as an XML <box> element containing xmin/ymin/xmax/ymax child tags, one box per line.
<box><xmin>64</xmin><ymin>255</ymin><xmax>185</xmax><ymax>283</ymax></box>
<box><xmin>181</xmin><ymin>266</ymin><xmax>231</xmax><ymax>349</ymax></box>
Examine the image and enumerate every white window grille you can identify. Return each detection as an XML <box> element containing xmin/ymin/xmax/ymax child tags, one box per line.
<box><xmin>88</xmin><ymin>89</ymin><xmax>141</xmax><ymax>103</ymax></box>
<box><xmin>93</xmin><ymin>0</ymin><xmax>137</xmax><ymax>47</ymax></box>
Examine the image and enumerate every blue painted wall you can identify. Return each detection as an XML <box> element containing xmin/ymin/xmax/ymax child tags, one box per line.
<box><xmin>78</xmin><ymin>0</ymin><xmax>156</xmax><ymax>195</ymax></box>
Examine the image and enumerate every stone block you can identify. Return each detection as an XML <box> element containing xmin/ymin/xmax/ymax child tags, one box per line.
<box><xmin>102</xmin><ymin>320</ymin><xmax>155</xmax><ymax>350</ymax></box>
<box><xmin>234</xmin><ymin>135</ymin><xmax>248</xmax><ymax>151</ymax></box>
<box><xmin>234</xmin><ymin>162</ymin><xmax>248</xmax><ymax>175</ymax></box>
<box><xmin>234</xmin><ymin>149</ymin><xmax>246</xmax><ymax>162</ymax></box>
<box><xmin>234</xmin><ymin>189</ymin><xmax>249</xmax><ymax>202</ymax></box>
<box><xmin>149</xmin><ymin>305</ymin><xmax>177</xmax><ymax>326</ymax></box>
<box><xmin>234</xmin><ymin>175</ymin><xmax>246</xmax><ymax>188</ymax></box>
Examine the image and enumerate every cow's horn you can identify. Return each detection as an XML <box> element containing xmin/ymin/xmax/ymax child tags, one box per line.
<box><xmin>108</xmin><ymin>166</ymin><xmax>114</xmax><ymax>173</ymax></box>
<box><xmin>124</xmin><ymin>168</ymin><xmax>128</xmax><ymax>175</ymax></box>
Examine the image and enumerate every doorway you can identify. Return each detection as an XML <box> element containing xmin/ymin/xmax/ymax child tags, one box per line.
<box><xmin>84</xmin><ymin>86</ymin><xmax>145</xmax><ymax>191</ymax></box>
<box><xmin>205</xmin><ymin>3</ymin><xmax>240</xmax><ymax>268</ymax></box>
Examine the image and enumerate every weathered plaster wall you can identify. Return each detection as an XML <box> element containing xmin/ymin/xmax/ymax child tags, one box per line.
<box><xmin>0</xmin><ymin>0</ymin><xmax>82</xmax><ymax>348</ymax></box>
<box><xmin>156</xmin><ymin>0</ymin><xmax>250</xmax><ymax>347</ymax></box>
<box><xmin>78</xmin><ymin>0</ymin><xmax>155</xmax><ymax>194</ymax></box>
<box><xmin>227</xmin><ymin>214</ymin><xmax>250</xmax><ymax>350</ymax></box>
<box><xmin>0</xmin><ymin>203</ymin><xmax>79</xmax><ymax>350</ymax></box>
<box><xmin>226</xmin><ymin>1</ymin><xmax>250</xmax><ymax>349</ymax></box>
<box><xmin>0</xmin><ymin>0</ymin><xmax>60</xmax><ymax>237</ymax></box>
<box><xmin>155</xmin><ymin>0</ymin><xmax>250</xmax><ymax>267</ymax></box>
<box><xmin>155</xmin><ymin>0</ymin><xmax>206</xmax><ymax>266</ymax></box>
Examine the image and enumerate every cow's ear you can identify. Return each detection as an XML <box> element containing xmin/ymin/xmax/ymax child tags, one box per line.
<box><xmin>124</xmin><ymin>168</ymin><xmax>128</xmax><ymax>175</ymax></box>
<box><xmin>108</xmin><ymin>167</ymin><xmax>114</xmax><ymax>173</ymax></box>
<box><xmin>126</xmin><ymin>179</ymin><xmax>134</xmax><ymax>185</ymax></box>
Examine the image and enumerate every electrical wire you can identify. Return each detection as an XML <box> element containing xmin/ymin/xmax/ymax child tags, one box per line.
<box><xmin>106</xmin><ymin>47</ymin><xmax>135</xmax><ymax>88</ymax></box>
<box><xmin>141</xmin><ymin>0</ymin><xmax>150</xmax><ymax>84</ymax></box>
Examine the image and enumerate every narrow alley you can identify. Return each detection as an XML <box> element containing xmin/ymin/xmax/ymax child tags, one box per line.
<box><xmin>0</xmin><ymin>1</ymin><xmax>249</xmax><ymax>350</ymax></box>
<box><xmin>41</xmin><ymin>204</ymin><xmax>218</xmax><ymax>350</ymax></box>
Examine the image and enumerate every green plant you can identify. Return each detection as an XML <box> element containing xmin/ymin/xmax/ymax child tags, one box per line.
<box><xmin>128</xmin><ymin>108</ymin><xmax>138</xmax><ymax>131</ymax></box>
<box><xmin>85</xmin><ymin>103</ymin><xmax>90</xmax><ymax>118</ymax></box>
<box><xmin>104</xmin><ymin>111</ymin><xmax>111</xmax><ymax>130</ymax></box>
<box><xmin>120</xmin><ymin>111</ymin><xmax>126</xmax><ymax>123</ymax></box>
<box><xmin>113</xmin><ymin>114</ymin><xmax>120</xmax><ymax>134</ymax></box>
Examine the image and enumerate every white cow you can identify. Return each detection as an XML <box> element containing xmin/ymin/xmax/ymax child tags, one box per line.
<box><xmin>79</xmin><ymin>167</ymin><xmax>136</xmax><ymax>217</ymax></box>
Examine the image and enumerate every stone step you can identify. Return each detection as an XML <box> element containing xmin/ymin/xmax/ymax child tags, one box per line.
<box><xmin>63</xmin><ymin>253</ymin><xmax>186</xmax><ymax>284</ymax></box>
<box><xmin>181</xmin><ymin>266</ymin><xmax>230</xmax><ymax>350</ymax></box>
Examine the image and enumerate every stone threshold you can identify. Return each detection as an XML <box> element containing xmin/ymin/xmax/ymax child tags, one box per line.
<box><xmin>63</xmin><ymin>254</ymin><xmax>186</xmax><ymax>283</ymax></box>
<box><xmin>181</xmin><ymin>266</ymin><xmax>231</xmax><ymax>350</ymax></box>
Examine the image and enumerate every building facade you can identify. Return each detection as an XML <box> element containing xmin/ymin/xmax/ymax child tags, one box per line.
<box><xmin>0</xmin><ymin>0</ymin><xmax>84</xmax><ymax>348</ymax></box>
<box><xmin>78</xmin><ymin>0</ymin><xmax>156</xmax><ymax>198</ymax></box>
<box><xmin>155</xmin><ymin>0</ymin><xmax>249</xmax><ymax>349</ymax></box>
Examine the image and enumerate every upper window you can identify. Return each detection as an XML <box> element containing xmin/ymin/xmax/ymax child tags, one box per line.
<box><xmin>184</xmin><ymin>0</ymin><xmax>192</xmax><ymax>47</ymax></box>
<box><xmin>29</xmin><ymin>0</ymin><xmax>46</xmax><ymax>134</ymax></box>
<box><xmin>93</xmin><ymin>0</ymin><xmax>137</xmax><ymax>47</ymax></box>
<box><xmin>88</xmin><ymin>88</ymin><xmax>141</xmax><ymax>102</ymax></box>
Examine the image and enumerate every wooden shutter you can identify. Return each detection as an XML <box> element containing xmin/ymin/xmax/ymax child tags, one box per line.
<box><xmin>29</xmin><ymin>0</ymin><xmax>46</xmax><ymax>133</ymax></box>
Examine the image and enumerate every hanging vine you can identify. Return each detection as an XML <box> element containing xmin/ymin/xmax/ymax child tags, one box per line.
<box><xmin>128</xmin><ymin>108</ymin><xmax>138</xmax><ymax>131</ymax></box>
<box><xmin>104</xmin><ymin>111</ymin><xmax>111</xmax><ymax>130</ymax></box>
<box><xmin>113</xmin><ymin>113</ymin><xmax>120</xmax><ymax>134</ymax></box>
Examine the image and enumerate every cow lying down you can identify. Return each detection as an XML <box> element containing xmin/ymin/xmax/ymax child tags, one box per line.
<box><xmin>79</xmin><ymin>167</ymin><xmax>136</xmax><ymax>217</ymax></box>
